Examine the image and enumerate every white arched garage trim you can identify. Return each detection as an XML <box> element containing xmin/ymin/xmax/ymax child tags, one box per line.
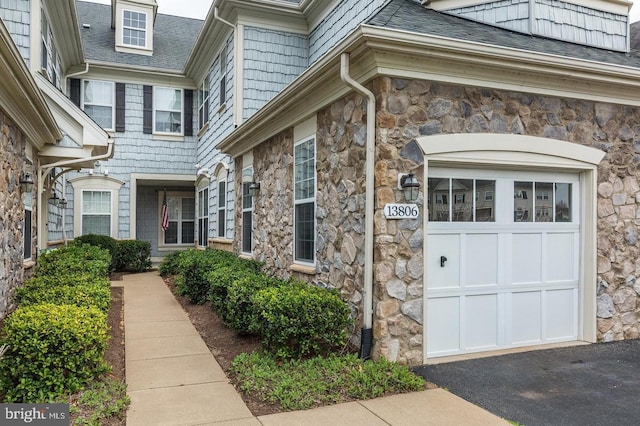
<box><xmin>417</xmin><ymin>134</ymin><xmax>605</xmax><ymax>362</ymax></box>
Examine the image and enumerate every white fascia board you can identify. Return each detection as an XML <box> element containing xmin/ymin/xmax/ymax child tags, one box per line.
<box><xmin>35</xmin><ymin>73</ymin><xmax>109</xmax><ymax>149</ymax></box>
<box><xmin>83</xmin><ymin>64</ymin><xmax>196</xmax><ymax>88</ymax></box>
<box><xmin>43</xmin><ymin>0</ymin><xmax>84</xmax><ymax>69</ymax></box>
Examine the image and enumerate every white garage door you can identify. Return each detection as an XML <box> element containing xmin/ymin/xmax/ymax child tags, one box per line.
<box><xmin>426</xmin><ymin>168</ymin><xmax>580</xmax><ymax>358</ymax></box>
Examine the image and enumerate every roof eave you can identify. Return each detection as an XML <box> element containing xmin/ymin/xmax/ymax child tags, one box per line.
<box><xmin>218</xmin><ymin>24</ymin><xmax>640</xmax><ymax>157</ymax></box>
<box><xmin>44</xmin><ymin>0</ymin><xmax>85</xmax><ymax>69</ymax></box>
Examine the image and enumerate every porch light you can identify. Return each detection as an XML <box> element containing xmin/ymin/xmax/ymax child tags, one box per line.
<box><xmin>59</xmin><ymin>198</ymin><xmax>68</xmax><ymax>208</ymax></box>
<box><xmin>19</xmin><ymin>173</ymin><xmax>34</xmax><ymax>193</ymax></box>
<box><xmin>248</xmin><ymin>181</ymin><xmax>260</xmax><ymax>197</ymax></box>
<box><xmin>399</xmin><ymin>173</ymin><xmax>420</xmax><ymax>202</ymax></box>
<box><xmin>49</xmin><ymin>192</ymin><xmax>60</xmax><ymax>206</ymax></box>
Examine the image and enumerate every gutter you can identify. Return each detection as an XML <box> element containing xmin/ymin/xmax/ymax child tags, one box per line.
<box><xmin>340</xmin><ymin>52</ymin><xmax>375</xmax><ymax>360</ymax></box>
<box><xmin>37</xmin><ymin>139</ymin><xmax>115</xmax><ymax>253</ymax></box>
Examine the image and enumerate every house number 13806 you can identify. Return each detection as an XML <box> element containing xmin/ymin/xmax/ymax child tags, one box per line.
<box><xmin>383</xmin><ymin>204</ymin><xmax>419</xmax><ymax>219</ymax></box>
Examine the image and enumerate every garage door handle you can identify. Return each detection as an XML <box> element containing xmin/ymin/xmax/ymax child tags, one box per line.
<box><xmin>440</xmin><ymin>256</ymin><xmax>447</xmax><ymax>267</ymax></box>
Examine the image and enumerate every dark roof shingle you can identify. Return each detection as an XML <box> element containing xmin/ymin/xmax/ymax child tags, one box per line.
<box><xmin>368</xmin><ymin>0</ymin><xmax>640</xmax><ymax>70</ymax></box>
<box><xmin>76</xmin><ymin>1</ymin><xmax>203</xmax><ymax>72</ymax></box>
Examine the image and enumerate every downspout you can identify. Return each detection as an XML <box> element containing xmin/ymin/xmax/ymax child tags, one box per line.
<box><xmin>37</xmin><ymin>139</ymin><xmax>114</xmax><ymax>252</ymax></box>
<box><xmin>340</xmin><ymin>53</ymin><xmax>375</xmax><ymax>359</ymax></box>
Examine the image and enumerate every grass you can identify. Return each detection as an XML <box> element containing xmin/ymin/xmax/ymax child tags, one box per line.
<box><xmin>232</xmin><ymin>351</ymin><xmax>425</xmax><ymax>411</ymax></box>
<box><xmin>69</xmin><ymin>376</ymin><xmax>130</xmax><ymax>425</ymax></box>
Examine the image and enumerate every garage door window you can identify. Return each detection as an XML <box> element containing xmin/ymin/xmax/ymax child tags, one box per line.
<box><xmin>428</xmin><ymin>178</ymin><xmax>495</xmax><ymax>222</ymax></box>
<box><xmin>514</xmin><ymin>181</ymin><xmax>572</xmax><ymax>223</ymax></box>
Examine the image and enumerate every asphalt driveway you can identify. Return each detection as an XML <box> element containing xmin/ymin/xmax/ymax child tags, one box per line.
<box><xmin>413</xmin><ymin>340</ymin><xmax>640</xmax><ymax>426</ymax></box>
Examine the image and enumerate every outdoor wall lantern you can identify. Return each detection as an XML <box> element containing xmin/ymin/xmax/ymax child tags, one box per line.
<box><xmin>19</xmin><ymin>173</ymin><xmax>34</xmax><ymax>193</ymax></box>
<box><xmin>49</xmin><ymin>192</ymin><xmax>60</xmax><ymax>206</ymax></box>
<box><xmin>248</xmin><ymin>181</ymin><xmax>260</xmax><ymax>197</ymax></box>
<box><xmin>399</xmin><ymin>173</ymin><xmax>420</xmax><ymax>202</ymax></box>
<box><xmin>59</xmin><ymin>198</ymin><xmax>68</xmax><ymax>208</ymax></box>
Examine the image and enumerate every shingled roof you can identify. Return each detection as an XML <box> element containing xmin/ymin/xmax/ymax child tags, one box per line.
<box><xmin>368</xmin><ymin>0</ymin><xmax>640</xmax><ymax>70</ymax></box>
<box><xmin>76</xmin><ymin>1</ymin><xmax>203</xmax><ymax>72</ymax></box>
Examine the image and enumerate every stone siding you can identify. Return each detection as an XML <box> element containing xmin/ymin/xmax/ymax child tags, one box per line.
<box><xmin>0</xmin><ymin>110</ymin><xmax>33</xmax><ymax>319</ymax></box>
<box><xmin>371</xmin><ymin>76</ymin><xmax>640</xmax><ymax>363</ymax></box>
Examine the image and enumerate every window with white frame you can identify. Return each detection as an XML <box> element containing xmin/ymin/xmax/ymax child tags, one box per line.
<box><xmin>82</xmin><ymin>190</ymin><xmax>112</xmax><ymax>236</ymax></box>
<box><xmin>241</xmin><ymin>167</ymin><xmax>253</xmax><ymax>254</ymax></box>
<box><xmin>163</xmin><ymin>195</ymin><xmax>195</xmax><ymax>245</ymax></box>
<box><xmin>41</xmin><ymin>10</ymin><xmax>50</xmax><ymax>71</ymax></box>
<box><xmin>154</xmin><ymin>87</ymin><xmax>182</xmax><ymax>134</ymax></box>
<box><xmin>217</xmin><ymin>180</ymin><xmax>226</xmax><ymax>238</ymax></box>
<box><xmin>123</xmin><ymin>10</ymin><xmax>147</xmax><ymax>47</ymax></box>
<box><xmin>218</xmin><ymin>46</ymin><xmax>227</xmax><ymax>107</ymax></box>
<box><xmin>294</xmin><ymin>137</ymin><xmax>316</xmax><ymax>263</ymax></box>
<box><xmin>83</xmin><ymin>80</ymin><xmax>114</xmax><ymax>129</ymax></box>
<box><xmin>197</xmin><ymin>185</ymin><xmax>209</xmax><ymax>247</ymax></box>
<box><xmin>23</xmin><ymin>192</ymin><xmax>32</xmax><ymax>261</ymax></box>
<box><xmin>198</xmin><ymin>74</ymin><xmax>210</xmax><ymax>129</ymax></box>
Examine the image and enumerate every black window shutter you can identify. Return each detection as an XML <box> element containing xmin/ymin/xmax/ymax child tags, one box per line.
<box><xmin>115</xmin><ymin>83</ymin><xmax>126</xmax><ymax>132</ymax></box>
<box><xmin>70</xmin><ymin>78</ymin><xmax>81</xmax><ymax>107</ymax></box>
<box><xmin>184</xmin><ymin>89</ymin><xmax>193</xmax><ymax>136</ymax></box>
<box><xmin>143</xmin><ymin>85</ymin><xmax>153</xmax><ymax>134</ymax></box>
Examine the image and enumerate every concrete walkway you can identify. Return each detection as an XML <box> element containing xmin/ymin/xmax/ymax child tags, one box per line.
<box><xmin>117</xmin><ymin>272</ymin><xmax>508</xmax><ymax>426</ymax></box>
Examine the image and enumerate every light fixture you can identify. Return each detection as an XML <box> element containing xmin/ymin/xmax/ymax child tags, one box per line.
<box><xmin>49</xmin><ymin>192</ymin><xmax>60</xmax><ymax>206</ymax></box>
<box><xmin>248</xmin><ymin>181</ymin><xmax>260</xmax><ymax>197</ymax></box>
<box><xmin>59</xmin><ymin>198</ymin><xmax>68</xmax><ymax>208</ymax></box>
<box><xmin>399</xmin><ymin>173</ymin><xmax>420</xmax><ymax>202</ymax></box>
<box><xmin>19</xmin><ymin>173</ymin><xmax>34</xmax><ymax>193</ymax></box>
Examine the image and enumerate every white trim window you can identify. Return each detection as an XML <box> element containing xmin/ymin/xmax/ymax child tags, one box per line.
<box><xmin>197</xmin><ymin>185</ymin><xmax>209</xmax><ymax>247</ymax></box>
<box><xmin>83</xmin><ymin>80</ymin><xmax>115</xmax><ymax>130</ymax></box>
<box><xmin>41</xmin><ymin>9</ymin><xmax>50</xmax><ymax>72</ymax></box>
<box><xmin>218</xmin><ymin>46</ymin><xmax>227</xmax><ymax>107</ymax></box>
<box><xmin>217</xmin><ymin>179</ymin><xmax>226</xmax><ymax>238</ymax></box>
<box><xmin>82</xmin><ymin>190</ymin><xmax>112</xmax><ymax>236</ymax></box>
<box><xmin>123</xmin><ymin>10</ymin><xmax>147</xmax><ymax>47</ymax></box>
<box><xmin>154</xmin><ymin>87</ymin><xmax>183</xmax><ymax>134</ymax></box>
<box><xmin>294</xmin><ymin>137</ymin><xmax>316</xmax><ymax>264</ymax></box>
<box><xmin>23</xmin><ymin>192</ymin><xmax>33</xmax><ymax>261</ymax></box>
<box><xmin>198</xmin><ymin>74</ymin><xmax>210</xmax><ymax>129</ymax></box>
<box><xmin>241</xmin><ymin>166</ymin><xmax>253</xmax><ymax>254</ymax></box>
<box><xmin>162</xmin><ymin>194</ymin><xmax>195</xmax><ymax>245</ymax></box>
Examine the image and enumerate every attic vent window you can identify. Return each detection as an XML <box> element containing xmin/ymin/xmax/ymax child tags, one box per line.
<box><xmin>123</xmin><ymin>10</ymin><xmax>146</xmax><ymax>47</ymax></box>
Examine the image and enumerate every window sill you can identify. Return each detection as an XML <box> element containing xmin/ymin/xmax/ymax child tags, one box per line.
<box><xmin>158</xmin><ymin>245</ymin><xmax>193</xmax><ymax>251</ymax></box>
<box><xmin>197</xmin><ymin>123</ymin><xmax>209</xmax><ymax>139</ymax></box>
<box><xmin>217</xmin><ymin>103</ymin><xmax>226</xmax><ymax>114</ymax></box>
<box><xmin>23</xmin><ymin>260</ymin><xmax>36</xmax><ymax>269</ymax></box>
<box><xmin>152</xmin><ymin>133</ymin><xmax>185</xmax><ymax>142</ymax></box>
<box><xmin>239</xmin><ymin>253</ymin><xmax>253</xmax><ymax>260</ymax></box>
<box><xmin>210</xmin><ymin>238</ymin><xmax>232</xmax><ymax>245</ymax></box>
<box><xmin>289</xmin><ymin>263</ymin><xmax>316</xmax><ymax>275</ymax></box>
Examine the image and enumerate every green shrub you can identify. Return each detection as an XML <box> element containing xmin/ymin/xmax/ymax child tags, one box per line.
<box><xmin>17</xmin><ymin>282</ymin><xmax>111</xmax><ymax>312</ymax></box>
<box><xmin>159</xmin><ymin>251</ymin><xmax>184</xmax><ymax>277</ymax></box>
<box><xmin>19</xmin><ymin>274</ymin><xmax>111</xmax><ymax>290</ymax></box>
<box><xmin>226</xmin><ymin>274</ymin><xmax>280</xmax><ymax>335</ymax></box>
<box><xmin>74</xmin><ymin>235</ymin><xmax>118</xmax><ymax>271</ymax></box>
<box><xmin>113</xmin><ymin>240</ymin><xmax>152</xmax><ymax>272</ymax></box>
<box><xmin>206</xmin><ymin>266</ymin><xmax>256</xmax><ymax>321</ymax></box>
<box><xmin>0</xmin><ymin>304</ymin><xmax>109</xmax><ymax>402</ymax></box>
<box><xmin>34</xmin><ymin>245</ymin><xmax>111</xmax><ymax>279</ymax></box>
<box><xmin>253</xmin><ymin>281</ymin><xmax>352</xmax><ymax>359</ymax></box>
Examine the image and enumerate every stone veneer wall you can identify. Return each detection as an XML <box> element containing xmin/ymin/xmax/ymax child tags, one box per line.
<box><xmin>0</xmin><ymin>110</ymin><xmax>34</xmax><ymax>319</ymax></box>
<box><xmin>371</xmin><ymin>76</ymin><xmax>640</xmax><ymax>364</ymax></box>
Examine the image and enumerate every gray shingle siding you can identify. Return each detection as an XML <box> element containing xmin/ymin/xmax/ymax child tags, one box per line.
<box><xmin>76</xmin><ymin>1</ymin><xmax>203</xmax><ymax>71</ymax></box>
<box><xmin>242</xmin><ymin>26</ymin><xmax>308</xmax><ymax>120</ymax></box>
<box><xmin>445</xmin><ymin>0</ymin><xmax>628</xmax><ymax>52</ymax></box>
<box><xmin>309</xmin><ymin>0</ymin><xmax>389</xmax><ymax>64</ymax></box>
<box><xmin>0</xmin><ymin>0</ymin><xmax>31</xmax><ymax>66</ymax></box>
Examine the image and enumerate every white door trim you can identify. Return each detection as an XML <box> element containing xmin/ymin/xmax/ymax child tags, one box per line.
<box><xmin>417</xmin><ymin>134</ymin><xmax>605</xmax><ymax>362</ymax></box>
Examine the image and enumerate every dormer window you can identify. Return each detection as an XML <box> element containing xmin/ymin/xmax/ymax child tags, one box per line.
<box><xmin>123</xmin><ymin>10</ymin><xmax>147</xmax><ymax>47</ymax></box>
